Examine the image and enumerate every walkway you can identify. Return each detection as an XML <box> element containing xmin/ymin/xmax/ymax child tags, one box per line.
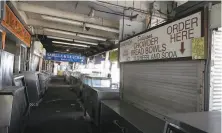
<box><xmin>25</xmin><ymin>76</ymin><xmax>91</xmax><ymax>133</ymax></box>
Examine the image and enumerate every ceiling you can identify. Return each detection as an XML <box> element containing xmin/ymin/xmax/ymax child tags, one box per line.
<box><xmin>10</xmin><ymin>1</ymin><xmax>171</xmax><ymax>56</ymax></box>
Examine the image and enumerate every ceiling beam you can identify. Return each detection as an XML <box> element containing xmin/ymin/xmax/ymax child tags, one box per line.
<box><xmin>41</xmin><ymin>15</ymin><xmax>119</xmax><ymax>33</ymax></box>
<box><xmin>27</xmin><ymin>19</ymin><xmax>118</xmax><ymax>40</ymax></box>
<box><xmin>17</xmin><ymin>2</ymin><xmax>118</xmax><ymax>28</ymax></box>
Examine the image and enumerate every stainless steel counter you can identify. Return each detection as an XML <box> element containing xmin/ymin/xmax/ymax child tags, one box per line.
<box><xmin>0</xmin><ymin>95</ymin><xmax>13</xmax><ymax>127</ymax></box>
<box><xmin>0</xmin><ymin>86</ymin><xmax>28</xmax><ymax>133</ymax></box>
<box><xmin>101</xmin><ymin>100</ymin><xmax>165</xmax><ymax>133</ymax></box>
<box><xmin>166</xmin><ymin>111</ymin><xmax>221</xmax><ymax>133</ymax></box>
<box><xmin>22</xmin><ymin>71</ymin><xmax>41</xmax><ymax>106</ymax></box>
<box><xmin>82</xmin><ymin>87</ymin><xmax>119</xmax><ymax>126</ymax></box>
<box><xmin>0</xmin><ymin>50</ymin><xmax>14</xmax><ymax>88</ymax></box>
<box><xmin>91</xmin><ymin>87</ymin><xmax>119</xmax><ymax>92</ymax></box>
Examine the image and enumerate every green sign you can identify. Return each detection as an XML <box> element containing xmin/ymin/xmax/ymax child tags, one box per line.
<box><xmin>192</xmin><ymin>37</ymin><xmax>205</xmax><ymax>59</ymax></box>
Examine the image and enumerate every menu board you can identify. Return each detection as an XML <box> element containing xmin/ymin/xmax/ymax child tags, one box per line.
<box><xmin>120</xmin><ymin>12</ymin><xmax>202</xmax><ymax>62</ymax></box>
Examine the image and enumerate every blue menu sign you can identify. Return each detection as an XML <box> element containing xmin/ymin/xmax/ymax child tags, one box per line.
<box><xmin>45</xmin><ymin>52</ymin><xmax>85</xmax><ymax>63</ymax></box>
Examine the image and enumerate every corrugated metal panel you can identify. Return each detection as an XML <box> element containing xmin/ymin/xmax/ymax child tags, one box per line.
<box><xmin>122</xmin><ymin>60</ymin><xmax>204</xmax><ymax>117</ymax></box>
<box><xmin>210</xmin><ymin>29</ymin><xmax>222</xmax><ymax>111</ymax></box>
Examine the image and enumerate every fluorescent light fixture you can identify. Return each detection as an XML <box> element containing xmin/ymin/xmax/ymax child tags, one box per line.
<box><xmin>85</xmin><ymin>23</ymin><xmax>119</xmax><ymax>33</ymax></box>
<box><xmin>42</xmin><ymin>15</ymin><xmax>82</xmax><ymax>26</ymax></box>
<box><xmin>54</xmin><ymin>51</ymin><xmax>71</xmax><ymax>54</ymax></box>
<box><xmin>52</xmin><ymin>41</ymin><xmax>90</xmax><ymax>48</ymax></box>
<box><xmin>44</xmin><ymin>28</ymin><xmax>76</xmax><ymax>36</ymax></box>
<box><xmin>44</xmin><ymin>28</ymin><xmax>106</xmax><ymax>41</ymax></box>
<box><xmin>53</xmin><ymin>44</ymin><xmax>86</xmax><ymax>49</ymax></box>
<box><xmin>53</xmin><ymin>44</ymin><xmax>70</xmax><ymax>47</ymax></box>
<box><xmin>77</xmin><ymin>34</ymin><xmax>106</xmax><ymax>41</ymax></box>
<box><xmin>74</xmin><ymin>40</ymin><xmax>98</xmax><ymax>45</ymax></box>
<box><xmin>47</xmin><ymin>36</ymin><xmax>73</xmax><ymax>41</ymax></box>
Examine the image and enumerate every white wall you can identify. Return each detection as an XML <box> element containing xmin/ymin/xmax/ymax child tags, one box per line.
<box><xmin>210</xmin><ymin>3</ymin><xmax>221</xmax><ymax>29</ymax></box>
<box><xmin>119</xmin><ymin>19</ymin><xmax>145</xmax><ymax>40</ymax></box>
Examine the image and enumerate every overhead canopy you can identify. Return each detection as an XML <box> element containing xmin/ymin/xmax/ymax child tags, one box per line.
<box><xmin>9</xmin><ymin>1</ymin><xmax>173</xmax><ymax>56</ymax></box>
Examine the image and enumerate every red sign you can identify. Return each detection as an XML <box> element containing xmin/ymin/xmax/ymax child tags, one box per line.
<box><xmin>1</xmin><ymin>4</ymin><xmax>31</xmax><ymax>47</ymax></box>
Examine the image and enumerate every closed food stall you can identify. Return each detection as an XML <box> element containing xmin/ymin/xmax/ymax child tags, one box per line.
<box><xmin>0</xmin><ymin>3</ymin><xmax>31</xmax><ymax>88</ymax></box>
<box><xmin>119</xmin><ymin>11</ymin><xmax>206</xmax><ymax>118</ymax></box>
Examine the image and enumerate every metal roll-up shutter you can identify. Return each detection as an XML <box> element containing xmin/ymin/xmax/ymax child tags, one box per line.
<box><xmin>210</xmin><ymin>29</ymin><xmax>222</xmax><ymax>111</ymax></box>
<box><xmin>121</xmin><ymin>60</ymin><xmax>204</xmax><ymax>117</ymax></box>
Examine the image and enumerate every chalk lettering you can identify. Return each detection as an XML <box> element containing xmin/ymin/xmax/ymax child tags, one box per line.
<box><xmin>188</xmin><ymin>28</ymin><xmax>194</xmax><ymax>39</ymax></box>
<box><xmin>173</xmin><ymin>24</ymin><xmax>178</xmax><ymax>33</ymax></box>
<box><xmin>181</xmin><ymin>31</ymin><xmax>187</xmax><ymax>40</ymax></box>
<box><xmin>167</xmin><ymin>26</ymin><xmax>172</xmax><ymax>35</ymax></box>
<box><xmin>191</xmin><ymin>17</ymin><xmax>198</xmax><ymax>28</ymax></box>
<box><xmin>179</xmin><ymin>22</ymin><xmax>184</xmax><ymax>31</ymax></box>
<box><xmin>135</xmin><ymin>37</ymin><xmax>158</xmax><ymax>49</ymax></box>
<box><xmin>168</xmin><ymin>16</ymin><xmax>199</xmax><ymax>43</ymax></box>
<box><xmin>151</xmin><ymin>53</ymin><xmax>161</xmax><ymax>59</ymax></box>
<box><xmin>138</xmin><ymin>34</ymin><xmax>153</xmax><ymax>41</ymax></box>
<box><xmin>144</xmin><ymin>44</ymin><xmax>165</xmax><ymax>54</ymax></box>
<box><xmin>162</xmin><ymin>44</ymin><xmax>166</xmax><ymax>51</ymax></box>
<box><xmin>170</xmin><ymin>34</ymin><xmax>176</xmax><ymax>43</ymax></box>
<box><xmin>176</xmin><ymin>32</ymin><xmax>181</xmax><ymax>41</ymax></box>
<box><xmin>162</xmin><ymin>51</ymin><xmax>177</xmax><ymax>58</ymax></box>
<box><xmin>185</xmin><ymin>19</ymin><xmax>190</xmax><ymax>30</ymax></box>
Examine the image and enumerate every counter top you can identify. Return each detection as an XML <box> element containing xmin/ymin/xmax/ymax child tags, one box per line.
<box><xmin>0</xmin><ymin>95</ymin><xmax>13</xmax><ymax>126</ymax></box>
<box><xmin>13</xmin><ymin>74</ymin><xmax>24</xmax><ymax>79</ymax></box>
<box><xmin>85</xmin><ymin>75</ymin><xmax>111</xmax><ymax>80</ymax></box>
<box><xmin>101</xmin><ymin>100</ymin><xmax>165</xmax><ymax>133</ymax></box>
<box><xmin>92</xmin><ymin>87</ymin><xmax>119</xmax><ymax>92</ymax></box>
<box><xmin>0</xmin><ymin>86</ymin><xmax>25</xmax><ymax>95</ymax></box>
<box><xmin>167</xmin><ymin>111</ymin><xmax>221</xmax><ymax>133</ymax></box>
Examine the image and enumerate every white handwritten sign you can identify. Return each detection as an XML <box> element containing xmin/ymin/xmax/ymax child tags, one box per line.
<box><xmin>119</xmin><ymin>12</ymin><xmax>202</xmax><ymax>62</ymax></box>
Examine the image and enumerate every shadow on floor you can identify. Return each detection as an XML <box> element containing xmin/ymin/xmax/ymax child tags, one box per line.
<box><xmin>25</xmin><ymin>77</ymin><xmax>92</xmax><ymax>133</ymax></box>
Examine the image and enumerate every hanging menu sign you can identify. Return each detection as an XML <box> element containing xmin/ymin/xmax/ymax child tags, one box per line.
<box><xmin>119</xmin><ymin>12</ymin><xmax>202</xmax><ymax>62</ymax></box>
<box><xmin>1</xmin><ymin>4</ymin><xmax>31</xmax><ymax>47</ymax></box>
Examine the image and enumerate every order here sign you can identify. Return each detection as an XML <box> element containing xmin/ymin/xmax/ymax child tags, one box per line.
<box><xmin>119</xmin><ymin>12</ymin><xmax>202</xmax><ymax>62</ymax></box>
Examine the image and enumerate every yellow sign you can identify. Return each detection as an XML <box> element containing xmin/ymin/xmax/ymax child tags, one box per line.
<box><xmin>192</xmin><ymin>37</ymin><xmax>205</xmax><ymax>59</ymax></box>
<box><xmin>109</xmin><ymin>50</ymin><xmax>118</xmax><ymax>62</ymax></box>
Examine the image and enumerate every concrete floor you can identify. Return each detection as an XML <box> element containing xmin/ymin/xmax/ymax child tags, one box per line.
<box><xmin>24</xmin><ymin>76</ymin><xmax>92</xmax><ymax>133</ymax></box>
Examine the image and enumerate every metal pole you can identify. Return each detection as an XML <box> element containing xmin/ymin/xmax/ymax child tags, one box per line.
<box><xmin>204</xmin><ymin>2</ymin><xmax>212</xmax><ymax>111</ymax></box>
